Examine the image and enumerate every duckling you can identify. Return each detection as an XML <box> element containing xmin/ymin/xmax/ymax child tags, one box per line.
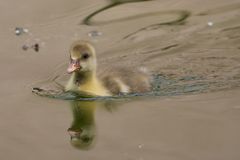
<box><xmin>65</xmin><ymin>40</ymin><xmax>152</xmax><ymax>96</ymax></box>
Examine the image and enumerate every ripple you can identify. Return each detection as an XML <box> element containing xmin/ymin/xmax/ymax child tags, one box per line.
<box><xmin>32</xmin><ymin>74</ymin><xmax>209</xmax><ymax>101</ymax></box>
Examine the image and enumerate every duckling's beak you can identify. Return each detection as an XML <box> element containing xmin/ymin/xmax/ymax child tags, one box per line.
<box><xmin>67</xmin><ymin>59</ymin><xmax>81</xmax><ymax>74</ymax></box>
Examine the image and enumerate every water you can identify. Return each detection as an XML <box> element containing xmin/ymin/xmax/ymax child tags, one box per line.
<box><xmin>1</xmin><ymin>0</ymin><xmax>240</xmax><ymax>159</ymax></box>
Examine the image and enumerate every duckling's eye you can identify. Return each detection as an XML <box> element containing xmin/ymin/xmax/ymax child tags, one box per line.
<box><xmin>82</xmin><ymin>53</ymin><xmax>90</xmax><ymax>60</ymax></box>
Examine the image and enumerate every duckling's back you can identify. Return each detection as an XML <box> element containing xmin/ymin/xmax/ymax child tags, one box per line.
<box><xmin>100</xmin><ymin>67</ymin><xmax>152</xmax><ymax>95</ymax></box>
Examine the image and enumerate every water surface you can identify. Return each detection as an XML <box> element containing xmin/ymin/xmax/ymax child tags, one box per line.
<box><xmin>1</xmin><ymin>0</ymin><xmax>240</xmax><ymax>159</ymax></box>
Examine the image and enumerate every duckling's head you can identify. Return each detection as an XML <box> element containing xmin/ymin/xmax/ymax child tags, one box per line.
<box><xmin>68</xmin><ymin>41</ymin><xmax>97</xmax><ymax>74</ymax></box>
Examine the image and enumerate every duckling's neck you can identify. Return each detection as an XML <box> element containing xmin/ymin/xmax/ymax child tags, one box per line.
<box><xmin>66</xmin><ymin>70</ymin><xmax>110</xmax><ymax>96</ymax></box>
<box><xmin>74</xmin><ymin>70</ymin><xmax>96</xmax><ymax>86</ymax></box>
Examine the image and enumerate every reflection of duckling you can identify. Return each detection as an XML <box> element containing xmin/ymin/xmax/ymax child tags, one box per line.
<box><xmin>65</xmin><ymin>40</ymin><xmax>152</xmax><ymax>96</ymax></box>
<box><xmin>68</xmin><ymin>101</ymin><xmax>96</xmax><ymax>150</ymax></box>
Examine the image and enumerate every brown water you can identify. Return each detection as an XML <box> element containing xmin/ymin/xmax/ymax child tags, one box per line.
<box><xmin>1</xmin><ymin>0</ymin><xmax>240</xmax><ymax>159</ymax></box>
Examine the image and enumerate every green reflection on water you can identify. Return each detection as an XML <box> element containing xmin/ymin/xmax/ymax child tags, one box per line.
<box><xmin>68</xmin><ymin>101</ymin><xmax>97</xmax><ymax>150</ymax></box>
<box><xmin>67</xmin><ymin>100</ymin><xmax>118</xmax><ymax>150</ymax></box>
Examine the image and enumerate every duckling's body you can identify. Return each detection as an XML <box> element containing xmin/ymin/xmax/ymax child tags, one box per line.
<box><xmin>65</xmin><ymin>41</ymin><xmax>151</xmax><ymax>96</ymax></box>
<box><xmin>65</xmin><ymin>72</ymin><xmax>111</xmax><ymax>96</ymax></box>
<box><xmin>100</xmin><ymin>67</ymin><xmax>151</xmax><ymax>95</ymax></box>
